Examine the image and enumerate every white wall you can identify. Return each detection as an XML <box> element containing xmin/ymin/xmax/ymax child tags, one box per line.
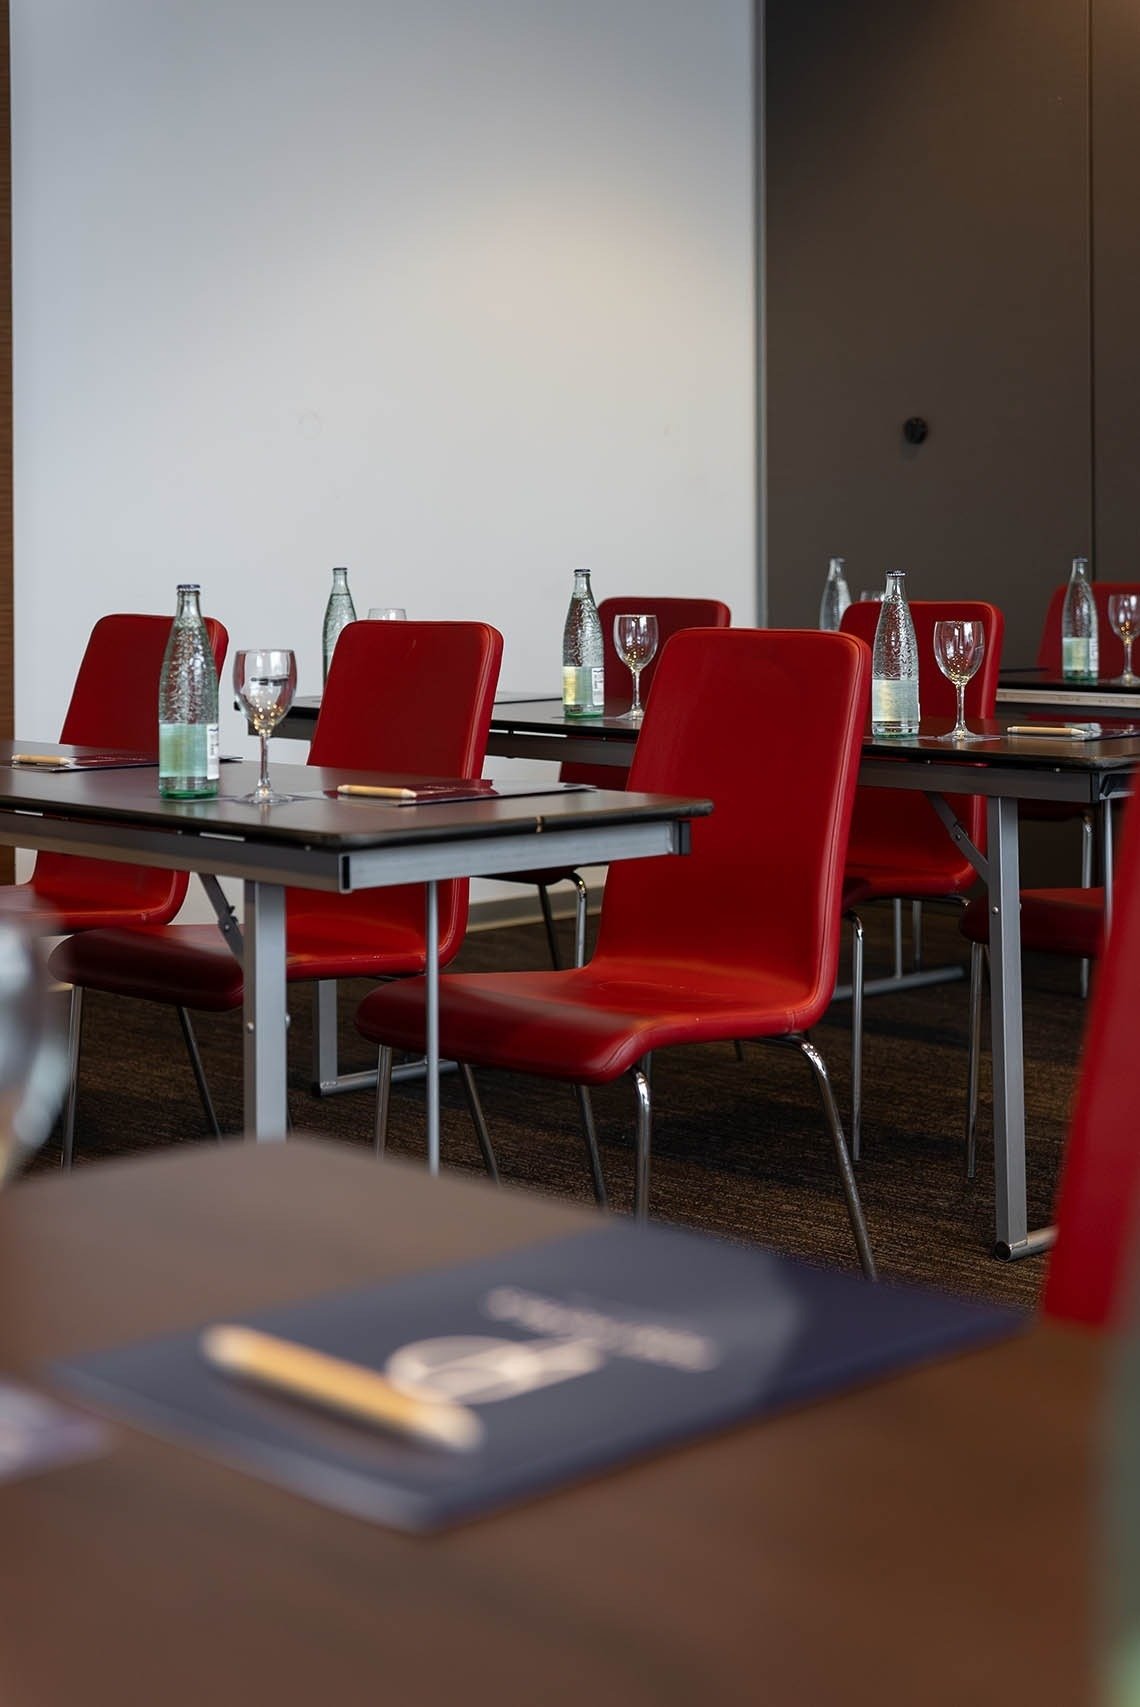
<box><xmin>11</xmin><ymin>0</ymin><xmax>756</xmax><ymax>908</ymax></box>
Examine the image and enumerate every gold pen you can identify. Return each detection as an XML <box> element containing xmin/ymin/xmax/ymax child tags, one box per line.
<box><xmin>200</xmin><ymin>1324</ymin><xmax>484</xmax><ymax>1453</ymax></box>
<box><xmin>335</xmin><ymin>784</ymin><xmax>418</xmax><ymax>800</ymax></box>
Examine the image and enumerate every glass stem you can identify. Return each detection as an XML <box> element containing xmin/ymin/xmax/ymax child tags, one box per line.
<box><xmin>1127</xmin><ymin>638</ymin><xmax>1135</xmax><ymax>680</ymax></box>
<box><xmin>259</xmin><ymin>731</ymin><xmax>270</xmax><ymax>794</ymax></box>
<box><xmin>956</xmin><ymin>682</ymin><xmax>966</xmax><ymax>735</ymax></box>
<box><xmin>631</xmin><ymin>670</ymin><xmax>641</xmax><ymax>714</ymax></box>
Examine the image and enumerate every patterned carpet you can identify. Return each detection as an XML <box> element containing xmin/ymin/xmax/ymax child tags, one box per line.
<box><xmin>29</xmin><ymin>905</ymin><xmax>1087</xmax><ymax>1312</ymax></box>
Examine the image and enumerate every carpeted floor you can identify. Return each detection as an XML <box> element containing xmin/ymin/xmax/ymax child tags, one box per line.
<box><xmin>30</xmin><ymin>904</ymin><xmax>1088</xmax><ymax>1313</ymax></box>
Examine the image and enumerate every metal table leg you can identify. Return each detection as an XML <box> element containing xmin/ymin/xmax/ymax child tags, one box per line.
<box><xmin>242</xmin><ymin>880</ymin><xmax>289</xmax><ymax>1140</ymax></box>
<box><xmin>426</xmin><ymin>880</ymin><xmax>440</xmax><ymax>1174</ymax></box>
<box><xmin>986</xmin><ymin>796</ymin><xmax>1055</xmax><ymax>1260</ymax></box>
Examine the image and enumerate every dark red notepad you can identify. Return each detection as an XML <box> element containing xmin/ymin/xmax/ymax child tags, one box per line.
<box><xmin>9</xmin><ymin>749</ymin><xmax>157</xmax><ymax>772</ymax></box>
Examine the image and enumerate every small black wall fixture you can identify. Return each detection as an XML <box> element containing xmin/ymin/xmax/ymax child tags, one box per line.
<box><xmin>902</xmin><ymin>417</ymin><xmax>929</xmax><ymax>445</ymax></box>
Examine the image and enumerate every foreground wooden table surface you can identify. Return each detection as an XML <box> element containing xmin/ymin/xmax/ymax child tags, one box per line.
<box><xmin>0</xmin><ymin>1142</ymin><xmax>1098</xmax><ymax>1706</ymax></box>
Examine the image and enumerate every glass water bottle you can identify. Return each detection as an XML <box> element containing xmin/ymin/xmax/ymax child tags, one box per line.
<box><xmin>562</xmin><ymin>568</ymin><xmax>604</xmax><ymax>718</ymax></box>
<box><xmin>158</xmin><ymin>584</ymin><xmax>219</xmax><ymax>799</ymax></box>
<box><xmin>322</xmin><ymin>566</ymin><xmax>357</xmax><ymax>684</ymax></box>
<box><xmin>819</xmin><ymin>556</ymin><xmax>851</xmax><ymax>631</ymax></box>
<box><xmin>871</xmin><ymin>570</ymin><xmax>920</xmax><ymax>736</ymax></box>
<box><xmin>1062</xmin><ymin>556</ymin><xmax>1099</xmax><ymax>682</ymax></box>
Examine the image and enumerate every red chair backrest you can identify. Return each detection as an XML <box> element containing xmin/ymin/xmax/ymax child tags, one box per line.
<box><xmin>296</xmin><ymin>620</ymin><xmax>503</xmax><ymax>961</ymax></box>
<box><xmin>597</xmin><ymin>597</ymin><xmax>732</xmax><ymax>707</ymax></box>
<box><xmin>840</xmin><ymin>600</ymin><xmax>1004</xmax><ymax>888</ymax></box>
<box><xmin>1037</xmin><ymin>581</ymin><xmax>1140</xmax><ymax>678</ymax></box>
<box><xmin>596</xmin><ymin>627</ymin><xmax>869</xmax><ymax>1024</ymax></box>
<box><xmin>1044</xmin><ymin>785</ymin><xmax>1140</xmax><ymax>1328</ymax></box>
<box><xmin>562</xmin><ymin>597</ymin><xmax>731</xmax><ymax>791</ymax></box>
<box><xmin>32</xmin><ymin>612</ymin><xmax>230</xmax><ymax>920</ymax></box>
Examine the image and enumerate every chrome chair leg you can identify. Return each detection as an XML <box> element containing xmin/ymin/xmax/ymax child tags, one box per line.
<box><xmin>848</xmin><ymin>910</ymin><xmax>865</xmax><ymax>1161</ymax></box>
<box><xmin>892</xmin><ymin>899</ymin><xmax>904</xmax><ymax>980</ymax></box>
<box><xmin>1080</xmin><ymin>811</ymin><xmax>1093</xmax><ymax>998</ymax></box>
<box><xmin>795</xmin><ymin>1034</ymin><xmax>877</xmax><ymax>1281</ymax></box>
<box><xmin>459</xmin><ymin>1064</ymin><xmax>499</xmax><ymax>1181</ymax></box>
<box><xmin>631</xmin><ymin>1058</ymin><xmax>652</xmax><ymax>1222</ymax></box>
<box><xmin>537</xmin><ymin>885</ymin><xmax>562</xmax><ymax>969</ymax></box>
<box><xmin>60</xmin><ymin>985</ymin><xmax>83</xmax><ymax>1169</ymax></box>
<box><xmin>571</xmin><ymin>872</ymin><xmax>590</xmax><ymax>968</ymax></box>
<box><xmin>373</xmin><ymin>1045</ymin><xmax>394</xmax><ymax>1153</ymax></box>
<box><xmin>176</xmin><ymin>1006</ymin><xmax>222</xmax><ymax>1138</ymax></box>
<box><xmin>911</xmin><ymin>900</ymin><xmax>924</xmax><ymax>971</ymax></box>
<box><xmin>965</xmin><ymin>941</ymin><xmax>985</xmax><ymax>1180</ymax></box>
<box><xmin>573</xmin><ymin>1083</ymin><xmax>607</xmax><ymax>1206</ymax></box>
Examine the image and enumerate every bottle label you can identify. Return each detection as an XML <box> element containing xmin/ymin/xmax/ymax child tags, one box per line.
<box><xmin>562</xmin><ymin>666</ymin><xmax>604</xmax><ymax>717</ymax></box>
<box><xmin>871</xmin><ymin>678</ymin><xmax>920</xmax><ymax>734</ymax></box>
<box><xmin>1062</xmin><ymin>636</ymin><xmax>1097</xmax><ymax>680</ymax></box>
<box><xmin>159</xmin><ymin>722</ymin><xmax>220</xmax><ymax>785</ymax></box>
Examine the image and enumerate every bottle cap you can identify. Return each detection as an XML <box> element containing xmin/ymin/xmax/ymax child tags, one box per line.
<box><xmin>176</xmin><ymin>583</ymin><xmax>201</xmax><ymax>592</ymax></box>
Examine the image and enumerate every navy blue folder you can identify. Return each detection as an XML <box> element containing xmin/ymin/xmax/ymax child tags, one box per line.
<box><xmin>52</xmin><ymin>1222</ymin><xmax>1022</xmax><ymax>1532</ymax></box>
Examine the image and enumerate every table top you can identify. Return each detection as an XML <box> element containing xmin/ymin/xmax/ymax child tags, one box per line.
<box><xmin>0</xmin><ymin>1141</ymin><xmax>1097</xmax><ymax>1706</ymax></box>
<box><xmin>998</xmin><ymin>668</ymin><xmax>1140</xmax><ymax>719</ymax></box>
<box><xmin>0</xmin><ymin>742</ymin><xmax>706</xmax><ymax>850</ymax></box>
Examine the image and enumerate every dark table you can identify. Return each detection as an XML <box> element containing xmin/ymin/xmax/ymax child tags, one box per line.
<box><xmin>276</xmin><ymin>700</ymin><xmax>1140</xmax><ymax>1257</ymax></box>
<box><xmin>0</xmin><ymin>1141</ymin><xmax>1097</xmax><ymax>1706</ymax></box>
<box><xmin>998</xmin><ymin>666</ymin><xmax>1140</xmax><ymax>722</ymax></box>
<box><xmin>0</xmin><ymin>744</ymin><xmax>708</xmax><ymax>1156</ymax></box>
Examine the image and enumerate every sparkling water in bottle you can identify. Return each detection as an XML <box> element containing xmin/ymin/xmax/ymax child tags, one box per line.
<box><xmin>322</xmin><ymin>566</ymin><xmax>357</xmax><ymax>683</ymax></box>
<box><xmin>871</xmin><ymin>570</ymin><xmax>920</xmax><ymax>736</ymax></box>
<box><xmin>158</xmin><ymin>584</ymin><xmax>219</xmax><ymax>799</ymax></box>
<box><xmin>819</xmin><ymin>556</ymin><xmax>851</xmax><ymax>631</ymax></box>
<box><xmin>1062</xmin><ymin>556</ymin><xmax>1099</xmax><ymax>682</ymax></box>
<box><xmin>562</xmin><ymin>568</ymin><xmax>604</xmax><ymax>718</ymax></box>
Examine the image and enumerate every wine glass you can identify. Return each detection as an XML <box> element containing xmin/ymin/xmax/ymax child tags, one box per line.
<box><xmin>234</xmin><ymin>649</ymin><xmax>298</xmax><ymax>804</ymax></box>
<box><xmin>613</xmin><ymin>614</ymin><xmax>659</xmax><ymax>723</ymax></box>
<box><xmin>933</xmin><ymin>621</ymin><xmax>986</xmax><ymax>743</ymax></box>
<box><xmin>367</xmin><ymin>607</ymin><xmax>407</xmax><ymax>621</ymax></box>
<box><xmin>1109</xmin><ymin>593</ymin><xmax>1140</xmax><ymax>685</ymax></box>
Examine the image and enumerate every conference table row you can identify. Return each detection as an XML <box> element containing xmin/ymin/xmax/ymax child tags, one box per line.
<box><xmin>277</xmin><ymin>690</ymin><xmax>1137</xmax><ymax>1261</ymax></box>
<box><xmin>3</xmin><ymin>693</ymin><xmax>1134</xmax><ymax>1261</ymax></box>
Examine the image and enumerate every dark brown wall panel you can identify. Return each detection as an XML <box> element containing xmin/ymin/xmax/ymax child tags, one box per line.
<box><xmin>765</xmin><ymin>0</ymin><xmax>1091</xmax><ymax>666</ymax></box>
<box><xmin>1092</xmin><ymin>0</ymin><xmax>1140</xmax><ymax>578</ymax></box>
<box><xmin>0</xmin><ymin>0</ymin><xmax>11</xmax><ymax>886</ymax></box>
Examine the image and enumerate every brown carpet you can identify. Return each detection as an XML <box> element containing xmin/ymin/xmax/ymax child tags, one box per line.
<box><xmin>29</xmin><ymin>905</ymin><xmax>1086</xmax><ymax>1313</ymax></box>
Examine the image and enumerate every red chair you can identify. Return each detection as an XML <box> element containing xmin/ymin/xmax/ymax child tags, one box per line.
<box><xmin>499</xmin><ymin>597</ymin><xmax>731</xmax><ymax>968</ymax></box>
<box><xmin>1039</xmin><ymin>783</ymin><xmax>1140</xmax><ymax>1327</ymax></box>
<box><xmin>839</xmin><ymin>601</ymin><xmax>1004</xmax><ymax>1160</ymax></box>
<box><xmin>4</xmin><ymin>613</ymin><xmax>228</xmax><ymax>932</ymax></box>
<box><xmin>49</xmin><ymin>621</ymin><xmax>503</xmax><ymax>1144</ymax></box>
<box><xmin>1036</xmin><ymin>580</ymin><xmax>1140</xmax><ymax>679</ymax></box>
<box><xmin>356</xmin><ymin>627</ymin><xmax>877</xmax><ymax>1277</ymax></box>
<box><xmin>3</xmin><ymin>613</ymin><xmax>229</xmax><ymax>1160</ymax></box>
<box><xmin>958</xmin><ymin>887</ymin><xmax>1106</xmax><ymax>1178</ymax></box>
<box><xmin>1023</xmin><ymin>580</ymin><xmax>1140</xmax><ymax>990</ymax></box>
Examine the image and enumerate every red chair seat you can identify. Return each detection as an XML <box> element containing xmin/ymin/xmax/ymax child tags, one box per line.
<box><xmin>959</xmin><ymin>888</ymin><xmax>1105</xmax><ymax>958</ymax></box>
<box><xmin>358</xmin><ymin>959</ymin><xmax>828</xmax><ymax>1085</ymax></box>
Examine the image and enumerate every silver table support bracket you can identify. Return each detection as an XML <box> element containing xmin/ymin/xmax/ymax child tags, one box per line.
<box><xmin>426</xmin><ymin>880</ymin><xmax>440</xmax><ymax>1174</ymax></box>
<box><xmin>201</xmin><ymin>873</ymin><xmax>244</xmax><ymax>965</ymax></box>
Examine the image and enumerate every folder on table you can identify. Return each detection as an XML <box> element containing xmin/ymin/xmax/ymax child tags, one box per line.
<box><xmin>52</xmin><ymin>1221</ymin><xmax>1021</xmax><ymax>1532</ymax></box>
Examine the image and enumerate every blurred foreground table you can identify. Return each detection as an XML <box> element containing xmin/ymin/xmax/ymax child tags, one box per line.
<box><xmin>0</xmin><ymin>1141</ymin><xmax>1096</xmax><ymax>1706</ymax></box>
